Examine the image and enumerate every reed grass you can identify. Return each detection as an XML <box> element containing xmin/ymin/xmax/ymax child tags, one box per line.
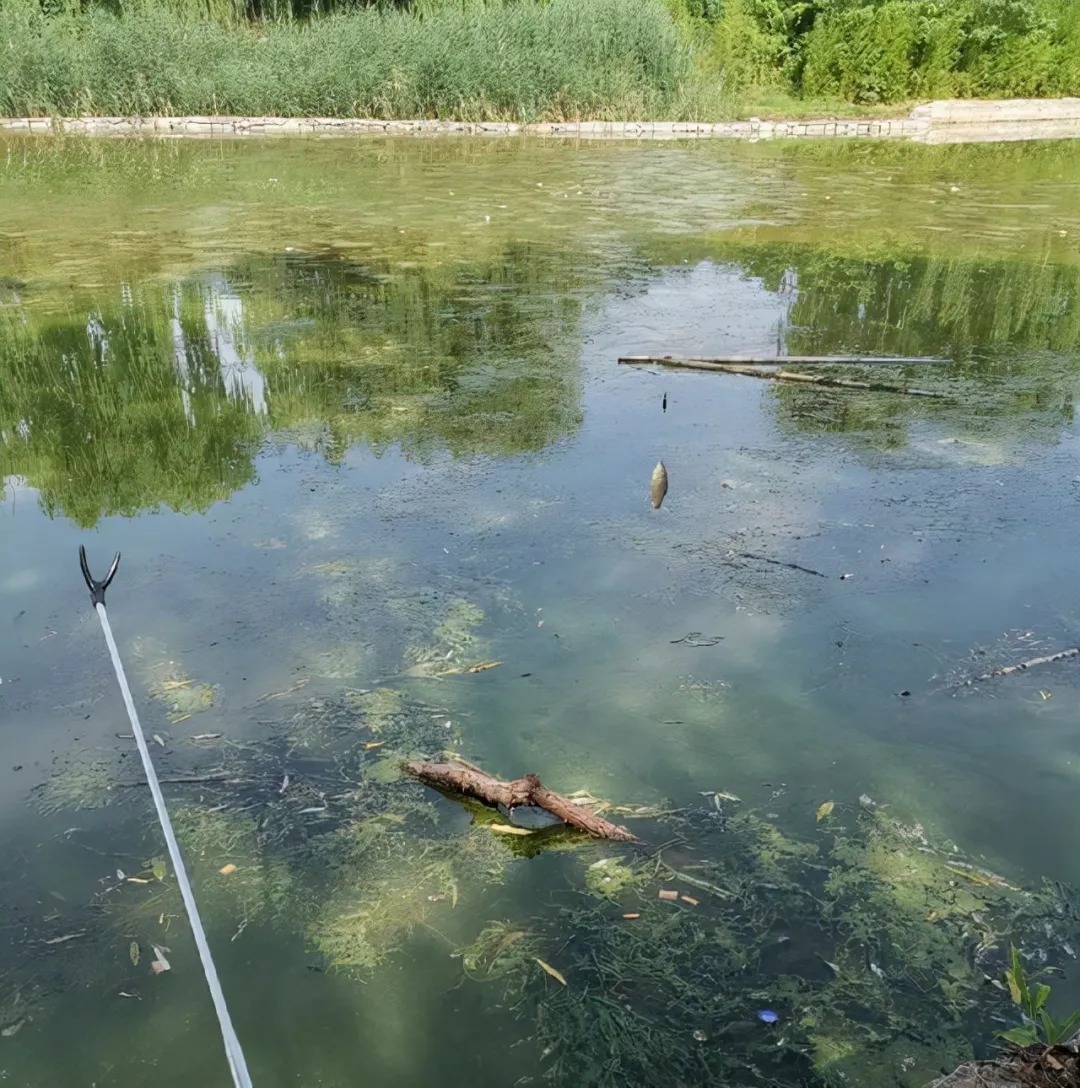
<box><xmin>0</xmin><ymin>0</ymin><xmax>730</xmax><ymax>122</ymax></box>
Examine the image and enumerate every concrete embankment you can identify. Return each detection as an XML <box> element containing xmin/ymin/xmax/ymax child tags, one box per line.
<box><xmin>2</xmin><ymin>97</ymin><xmax>1080</xmax><ymax>144</ymax></box>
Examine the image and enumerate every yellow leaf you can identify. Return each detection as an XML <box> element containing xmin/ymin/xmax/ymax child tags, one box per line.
<box><xmin>816</xmin><ymin>801</ymin><xmax>835</xmax><ymax>822</ymax></box>
<box><xmin>362</xmin><ymin>741</ymin><xmax>386</xmax><ymax>750</ymax></box>
<box><xmin>151</xmin><ymin>858</ymin><xmax>166</xmax><ymax>882</ymax></box>
<box><xmin>535</xmin><ymin>958</ymin><xmax>567</xmax><ymax>986</ymax></box>
<box><xmin>129</xmin><ymin>941</ymin><xmax>140</xmax><ymax>967</ymax></box>
<box><xmin>467</xmin><ymin>661</ymin><xmax>502</xmax><ymax>674</ymax></box>
<box><xmin>488</xmin><ymin>824</ymin><xmax>533</xmax><ymax>836</ymax></box>
<box><xmin>1007</xmin><ymin>970</ymin><xmax>1022</xmax><ymax>1005</ymax></box>
<box><xmin>219</xmin><ymin>864</ymin><xmax>237</xmax><ymax>875</ymax></box>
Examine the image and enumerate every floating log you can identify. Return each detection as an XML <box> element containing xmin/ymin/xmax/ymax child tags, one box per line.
<box><xmin>618</xmin><ymin>354</ymin><xmax>948</xmax><ymax>367</ymax></box>
<box><xmin>621</xmin><ymin>358</ymin><xmax>945</xmax><ymax>398</ymax></box>
<box><xmin>961</xmin><ymin>646</ymin><xmax>1079</xmax><ymax>686</ymax></box>
<box><xmin>403</xmin><ymin>757</ymin><xmax>641</xmax><ymax>842</ymax></box>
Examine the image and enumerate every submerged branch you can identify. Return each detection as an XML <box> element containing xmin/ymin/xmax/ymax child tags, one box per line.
<box><xmin>403</xmin><ymin>758</ymin><xmax>642</xmax><ymax>842</ymax></box>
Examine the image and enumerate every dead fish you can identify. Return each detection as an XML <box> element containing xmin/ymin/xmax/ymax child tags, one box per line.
<box><xmin>650</xmin><ymin>460</ymin><xmax>669</xmax><ymax>509</ymax></box>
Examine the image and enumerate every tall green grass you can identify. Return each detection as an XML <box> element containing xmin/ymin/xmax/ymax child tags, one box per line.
<box><xmin>0</xmin><ymin>0</ymin><xmax>726</xmax><ymax>121</ymax></box>
<box><xmin>4</xmin><ymin>0</ymin><xmax>1079</xmax><ymax>122</ymax></box>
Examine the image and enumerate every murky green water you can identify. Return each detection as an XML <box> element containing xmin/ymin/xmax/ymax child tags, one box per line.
<box><xmin>3</xmin><ymin>135</ymin><xmax>1080</xmax><ymax>1087</ymax></box>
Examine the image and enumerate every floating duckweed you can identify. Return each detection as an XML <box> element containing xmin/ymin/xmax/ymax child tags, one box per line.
<box><xmin>310</xmin><ymin>641</ymin><xmax>374</xmax><ymax>680</ymax></box>
<box><xmin>584</xmin><ymin>856</ymin><xmax>643</xmax><ymax>899</ymax></box>
<box><xmin>433</xmin><ymin>600</ymin><xmax>484</xmax><ymax>650</ymax></box>
<box><xmin>344</xmin><ymin>687</ymin><xmax>404</xmax><ymax>733</ymax></box>
<box><xmin>404</xmin><ymin>598</ymin><xmax>487</xmax><ymax>677</ymax></box>
<box><xmin>461</xmin><ymin>921</ymin><xmax>538</xmax><ymax>991</ymax></box>
<box><xmin>34</xmin><ymin>756</ymin><xmax>118</xmax><ymax>814</ymax></box>
<box><xmin>147</xmin><ymin>661</ymin><xmax>216</xmax><ymax>721</ymax></box>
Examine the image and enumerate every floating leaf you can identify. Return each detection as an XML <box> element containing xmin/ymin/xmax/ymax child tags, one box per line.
<box><xmin>150</xmin><ymin>946</ymin><xmax>171</xmax><ymax>974</ymax></box>
<box><xmin>816</xmin><ymin>801</ymin><xmax>835</xmax><ymax>822</ymax></box>
<box><xmin>535</xmin><ymin>958</ymin><xmax>567</xmax><ymax>986</ymax></box>
<box><xmin>488</xmin><ymin>824</ymin><xmax>533</xmax><ymax>836</ymax></box>
<box><xmin>151</xmin><ymin>858</ymin><xmax>166</xmax><ymax>882</ymax></box>
<box><xmin>152</xmin><ymin>735</ymin><xmax>166</xmax><ymax>748</ymax></box>
<box><xmin>219</xmin><ymin>864</ymin><xmax>237</xmax><ymax>875</ymax></box>
<box><xmin>467</xmin><ymin>661</ymin><xmax>502</xmax><ymax>673</ymax></box>
<box><xmin>116</xmin><ymin>868</ymin><xmax>126</xmax><ymax>881</ymax></box>
<box><xmin>129</xmin><ymin>941</ymin><xmax>140</xmax><ymax>967</ymax></box>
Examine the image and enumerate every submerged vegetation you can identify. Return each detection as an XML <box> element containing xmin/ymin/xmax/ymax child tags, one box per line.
<box><xmin>22</xmin><ymin>637</ymin><xmax>1080</xmax><ymax>1085</ymax></box>
<box><xmin>1</xmin><ymin>0</ymin><xmax>1079</xmax><ymax>120</ymax></box>
<box><xmin>8</xmin><ymin>586</ymin><xmax>1078</xmax><ymax>1086</ymax></box>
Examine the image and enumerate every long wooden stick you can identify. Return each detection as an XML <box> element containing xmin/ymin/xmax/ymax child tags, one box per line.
<box><xmin>961</xmin><ymin>646</ymin><xmax>1080</xmax><ymax>686</ymax></box>
<box><xmin>403</xmin><ymin>759</ymin><xmax>641</xmax><ymax>842</ymax></box>
<box><xmin>618</xmin><ymin>354</ymin><xmax>948</xmax><ymax>366</ymax></box>
<box><xmin>621</xmin><ymin>357</ymin><xmax>945</xmax><ymax>398</ymax></box>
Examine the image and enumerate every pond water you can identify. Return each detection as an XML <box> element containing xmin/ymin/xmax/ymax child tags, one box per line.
<box><xmin>3</xmin><ymin>134</ymin><xmax>1080</xmax><ymax>1088</ymax></box>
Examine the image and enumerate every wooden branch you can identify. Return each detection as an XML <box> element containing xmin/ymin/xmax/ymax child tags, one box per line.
<box><xmin>621</xmin><ymin>357</ymin><xmax>945</xmax><ymax>397</ymax></box>
<box><xmin>961</xmin><ymin>646</ymin><xmax>1079</xmax><ymax>686</ymax></box>
<box><xmin>618</xmin><ymin>354</ymin><xmax>948</xmax><ymax>367</ymax></box>
<box><xmin>403</xmin><ymin>759</ymin><xmax>641</xmax><ymax>842</ymax></box>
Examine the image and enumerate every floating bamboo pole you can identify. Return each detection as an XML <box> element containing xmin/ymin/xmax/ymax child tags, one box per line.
<box><xmin>620</xmin><ymin>357</ymin><xmax>946</xmax><ymax>398</ymax></box>
<box><xmin>618</xmin><ymin>354</ymin><xmax>949</xmax><ymax>367</ymax></box>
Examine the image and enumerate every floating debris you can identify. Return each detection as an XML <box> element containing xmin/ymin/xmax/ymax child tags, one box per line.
<box><xmin>816</xmin><ymin>801</ymin><xmax>835</xmax><ymax>822</ymax></box>
<box><xmin>758</xmin><ymin>1010</ymin><xmax>780</xmax><ymax>1025</ymax></box>
<box><xmin>650</xmin><ymin>460</ymin><xmax>669</xmax><ymax>509</ymax></box>
<box><xmin>535</xmin><ymin>958</ymin><xmax>568</xmax><ymax>986</ymax></box>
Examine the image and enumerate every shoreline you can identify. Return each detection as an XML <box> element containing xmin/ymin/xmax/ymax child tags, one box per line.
<box><xmin>3</xmin><ymin>98</ymin><xmax>1080</xmax><ymax>144</ymax></box>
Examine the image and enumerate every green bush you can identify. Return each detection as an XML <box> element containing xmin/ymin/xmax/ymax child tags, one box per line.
<box><xmin>800</xmin><ymin>0</ymin><xmax>1080</xmax><ymax>103</ymax></box>
<box><xmin>800</xmin><ymin>2</ymin><xmax>962</xmax><ymax>102</ymax></box>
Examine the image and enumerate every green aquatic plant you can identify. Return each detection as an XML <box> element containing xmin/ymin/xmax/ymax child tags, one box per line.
<box><xmin>998</xmin><ymin>944</ymin><xmax>1080</xmax><ymax>1047</ymax></box>
<box><xmin>455</xmin><ymin>803</ymin><xmax>1080</xmax><ymax>1087</ymax></box>
<box><xmin>584</xmin><ymin>855</ymin><xmax>645</xmax><ymax>899</ymax></box>
<box><xmin>404</xmin><ymin>598</ymin><xmax>487</xmax><ymax>677</ymax></box>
